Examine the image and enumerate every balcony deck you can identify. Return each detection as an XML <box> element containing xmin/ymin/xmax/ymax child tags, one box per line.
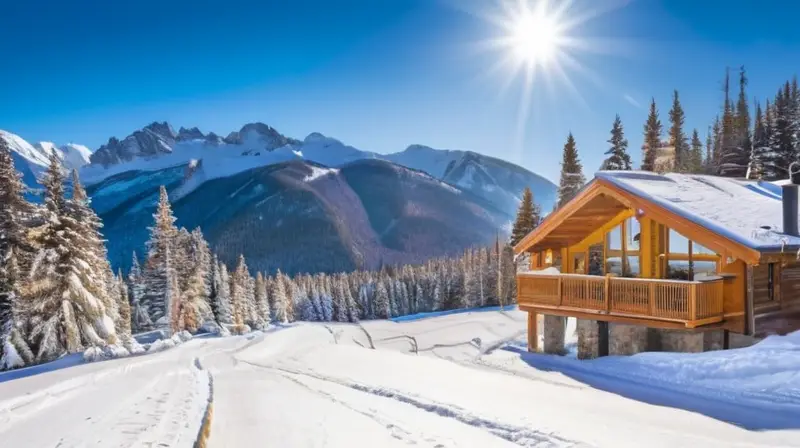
<box><xmin>517</xmin><ymin>272</ymin><xmax>724</xmax><ymax>329</ymax></box>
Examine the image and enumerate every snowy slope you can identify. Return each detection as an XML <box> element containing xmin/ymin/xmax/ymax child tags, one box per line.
<box><xmin>1</xmin><ymin>310</ymin><xmax>797</xmax><ymax>447</ymax></box>
<box><xmin>91</xmin><ymin>159</ymin><xmax>510</xmax><ymax>274</ymax></box>
<box><xmin>0</xmin><ymin>130</ymin><xmax>92</xmax><ymax>190</ymax></box>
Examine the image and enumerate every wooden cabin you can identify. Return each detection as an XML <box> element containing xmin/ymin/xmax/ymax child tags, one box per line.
<box><xmin>514</xmin><ymin>171</ymin><xmax>800</xmax><ymax>356</ymax></box>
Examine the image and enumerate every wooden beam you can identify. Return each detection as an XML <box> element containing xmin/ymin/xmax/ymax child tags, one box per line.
<box><xmin>746</xmin><ymin>264</ymin><xmax>755</xmax><ymax>336</ymax></box>
<box><xmin>518</xmin><ymin>305</ymin><xmax>705</xmax><ymax>330</ymax></box>
<box><xmin>527</xmin><ymin>311</ymin><xmax>538</xmax><ymax>352</ymax></box>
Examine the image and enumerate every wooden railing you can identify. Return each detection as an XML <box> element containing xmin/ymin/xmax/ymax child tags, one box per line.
<box><xmin>517</xmin><ymin>273</ymin><xmax>724</xmax><ymax>328</ymax></box>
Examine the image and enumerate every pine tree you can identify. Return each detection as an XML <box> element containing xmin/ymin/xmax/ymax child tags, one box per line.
<box><xmin>272</xmin><ymin>270</ymin><xmax>289</xmax><ymax>323</ymax></box>
<box><xmin>718</xmin><ymin>67</ymin><xmax>750</xmax><ymax>177</ymax></box>
<box><xmin>0</xmin><ymin>249</ymin><xmax>32</xmax><ymax>370</ymax></box>
<box><xmin>255</xmin><ymin>272</ymin><xmax>270</xmax><ymax>328</ymax></box>
<box><xmin>767</xmin><ymin>83</ymin><xmax>796</xmax><ymax>180</ymax></box>
<box><xmin>709</xmin><ymin>118</ymin><xmax>722</xmax><ymax>174</ymax></box>
<box><xmin>719</xmin><ymin>68</ymin><xmax>740</xmax><ymax>177</ymax></box>
<box><xmin>164</xmin><ymin>246</ymin><xmax>182</xmax><ymax>335</ymax></box>
<box><xmin>603</xmin><ymin>114</ymin><xmax>632</xmax><ymax>171</ymax></box>
<box><xmin>0</xmin><ymin>137</ymin><xmax>35</xmax><ymax>267</ymax></box>
<box><xmin>668</xmin><ymin>90</ymin><xmax>688</xmax><ymax>172</ymax></box>
<box><xmin>229</xmin><ymin>255</ymin><xmax>247</xmax><ymax>329</ymax></box>
<box><xmin>509</xmin><ymin>187</ymin><xmax>541</xmax><ymax>246</ymax></box>
<box><xmin>128</xmin><ymin>252</ymin><xmax>152</xmax><ymax>332</ymax></box>
<box><xmin>556</xmin><ymin>133</ymin><xmax>585</xmax><ymax>207</ymax></box>
<box><xmin>642</xmin><ymin>98</ymin><xmax>662</xmax><ymax>171</ymax></box>
<box><xmin>27</xmin><ymin>153</ymin><xmax>117</xmax><ymax>361</ymax></box>
<box><xmin>143</xmin><ymin>186</ymin><xmax>179</xmax><ymax>326</ymax></box>
<box><xmin>216</xmin><ymin>263</ymin><xmax>233</xmax><ymax>324</ymax></box>
<box><xmin>179</xmin><ymin>265</ymin><xmax>210</xmax><ymax>333</ymax></box>
<box><xmin>750</xmin><ymin>102</ymin><xmax>769</xmax><ymax>180</ymax></box>
<box><xmin>688</xmin><ymin>129</ymin><xmax>704</xmax><ymax>174</ymax></box>
<box><xmin>317</xmin><ymin>274</ymin><xmax>333</xmax><ymax>321</ymax></box>
<box><xmin>373</xmin><ymin>279</ymin><xmax>391</xmax><ymax>319</ymax></box>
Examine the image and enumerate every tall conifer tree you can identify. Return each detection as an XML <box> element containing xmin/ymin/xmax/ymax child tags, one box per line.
<box><xmin>642</xmin><ymin>98</ymin><xmax>662</xmax><ymax>171</ymax></box>
<box><xmin>556</xmin><ymin>133</ymin><xmax>585</xmax><ymax>207</ymax></box>
<box><xmin>603</xmin><ymin>114</ymin><xmax>632</xmax><ymax>170</ymax></box>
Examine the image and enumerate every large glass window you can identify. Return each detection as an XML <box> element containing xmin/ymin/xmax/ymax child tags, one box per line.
<box><xmin>661</xmin><ymin>228</ymin><xmax>719</xmax><ymax>280</ymax></box>
<box><xmin>605</xmin><ymin>225</ymin><xmax>623</xmax><ymax>275</ymax></box>
<box><xmin>625</xmin><ymin>218</ymin><xmax>641</xmax><ymax>277</ymax></box>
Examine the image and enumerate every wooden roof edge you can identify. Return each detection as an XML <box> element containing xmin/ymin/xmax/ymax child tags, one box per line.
<box><xmin>513</xmin><ymin>180</ymin><xmax>604</xmax><ymax>254</ymax></box>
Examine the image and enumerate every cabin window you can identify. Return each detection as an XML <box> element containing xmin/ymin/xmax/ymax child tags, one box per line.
<box><xmin>661</xmin><ymin>228</ymin><xmax>719</xmax><ymax>280</ymax></box>
<box><xmin>605</xmin><ymin>225</ymin><xmax>623</xmax><ymax>275</ymax></box>
<box><xmin>604</xmin><ymin>218</ymin><xmax>641</xmax><ymax>277</ymax></box>
<box><xmin>624</xmin><ymin>218</ymin><xmax>641</xmax><ymax>277</ymax></box>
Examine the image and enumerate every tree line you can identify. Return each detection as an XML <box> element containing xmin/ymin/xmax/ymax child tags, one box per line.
<box><xmin>127</xmin><ymin>186</ymin><xmax>518</xmax><ymax>334</ymax></box>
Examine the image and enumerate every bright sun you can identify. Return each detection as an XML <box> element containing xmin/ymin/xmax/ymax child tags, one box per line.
<box><xmin>510</xmin><ymin>11</ymin><xmax>562</xmax><ymax>66</ymax></box>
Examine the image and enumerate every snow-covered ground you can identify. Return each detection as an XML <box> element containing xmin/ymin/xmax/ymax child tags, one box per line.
<box><xmin>1</xmin><ymin>308</ymin><xmax>798</xmax><ymax>447</ymax></box>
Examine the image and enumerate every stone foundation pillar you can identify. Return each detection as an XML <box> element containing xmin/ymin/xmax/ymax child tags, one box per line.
<box><xmin>543</xmin><ymin>315</ymin><xmax>566</xmax><ymax>355</ymax></box>
<box><xmin>658</xmin><ymin>329</ymin><xmax>704</xmax><ymax>352</ymax></box>
<box><xmin>609</xmin><ymin>323</ymin><xmax>649</xmax><ymax>355</ymax></box>
<box><xmin>576</xmin><ymin>319</ymin><xmax>609</xmax><ymax>359</ymax></box>
<box><xmin>703</xmin><ymin>330</ymin><xmax>725</xmax><ymax>351</ymax></box>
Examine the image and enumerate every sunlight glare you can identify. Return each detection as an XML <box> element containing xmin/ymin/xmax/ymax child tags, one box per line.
<box><xmin>511</xmin><ymin>10</ymin><xmax>561</xmax><ymax>66</ymax></box>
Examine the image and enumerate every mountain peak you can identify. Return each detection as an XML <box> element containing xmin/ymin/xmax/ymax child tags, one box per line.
<box><xmin>177</xmin><ymin>126</ymin><xmax>205</xmax><ymax>141</ymax></box>
<box><xmin>143</xmin><ymin>121</ymin><xmax>176</xmax><ymax>139</ymax></box>
<box><xmin>225</xmin><ymin>122</ymin><xmax>298</xmax><ymax>149</ymax></box>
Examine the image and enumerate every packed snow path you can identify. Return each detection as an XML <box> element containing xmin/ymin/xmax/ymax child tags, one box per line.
<box><xmin>1</xmin><ymin>309</ymin><xmax>799</xmax><ymax>447</ymax></box>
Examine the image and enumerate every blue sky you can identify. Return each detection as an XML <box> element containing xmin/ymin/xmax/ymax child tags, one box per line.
<box><xmin>3</xmin><ymin>0</ymin><xmax>800</xmax><ymax>183</ymax></box>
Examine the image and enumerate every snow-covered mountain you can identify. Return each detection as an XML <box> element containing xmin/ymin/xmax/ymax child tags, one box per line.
<box><xmin>0</xmin><ymin>130</ymin><xmax>92</xmax><ymax>188</ymax></box>
<box><xmin>78</xmin><ymin>121</ymin><xmax>555</xmax><ymax>212</ymax></box>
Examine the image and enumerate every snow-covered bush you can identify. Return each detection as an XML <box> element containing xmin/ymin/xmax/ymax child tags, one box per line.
<box><xmin>148</xmin><ymin>338</ymin><xmax>176</xmax><ymax>353</ymax></box>
<box><xmin>82</xmin><ymin>344</ymin><xmax>130</xmax><ymax>363</ymax></box>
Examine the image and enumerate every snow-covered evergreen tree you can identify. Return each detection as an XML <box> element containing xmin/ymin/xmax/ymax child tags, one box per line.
<box><xmin>27</xmin><ymin>154</ymin><xmax>117</xmax><ymax>362</ymax></box>
<box><xmin>272</xmin><ymin>270</ymin><xmax>289</xmax><ymax>323</ymax></box>
<box><xmin>128</xmin><ymin>252</ymin><xmax>151</xmax><ymax>332</ymax></box>
<box><xmin>215</xmin><ymin>263</ymin><xmax>233</xmax><ymax>324</ymax></box>
<box><xmin>0</xmin><ymin>137</ymin><xmax>35</xmax><ymax>266</ymax></box>
<box><xmin>767</xmin><ymin>83</ymin><xmax>796</xmax><ymax>180</ymax></box>
<box><xmin>0</xmin><ymin>249</ymin><xmax>33</xmax><ymax>370</ymax></box>
<box><xmin>373</xmin><ymin>279</ymin><xmax>390</xmax><ymax>319</ymax></box>
<box><xmin>750</xmin><ymin>102</ymin><xmax>769</xmax><ymax>180</ymax></box>
<box><xmin>557</xmin><ymin>133</ymin><xmax>585</xmax><ymax>207</ymax></box>
<box><xmin>179</xmin><ymin>265</ymin><xmax>210</xmax><ymax>333</ymax></box>
<box><xmin>254</xmin><ymin>272</ymin><xmax>270</xmax><ymax>328</ymax></box>
<box><xmin>164</xmin><ymin>246</ymin><xmax>182</xmax><ymax>335</ymax></box>
<box><xmin>143</xmin><ymin>186</ymin><xmax>179</xmax><ymax>325</ymax></box>
<box><xmin>509</xmin><ymin>187</ymin><xmax>540</xmax><ymax>246</ymax></box>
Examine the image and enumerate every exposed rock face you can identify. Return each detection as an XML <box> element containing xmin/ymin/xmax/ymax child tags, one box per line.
<box><xmin>91</xmin><ymin>121</ymin><xmax>177</xmax><ymax>166</ymax></box>
<box><xmin>224</xmin><ymin>122</ymin><xmax>300</xmax><ymax>149</ymax></box>
<box><xmin>177</xmin><ymin>126</ymin><xmax>205</xmax><ymax>141</ymax></box>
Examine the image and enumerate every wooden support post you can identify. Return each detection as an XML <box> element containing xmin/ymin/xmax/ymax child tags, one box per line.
<box><xmin>723</xmin><ymin>329</ymin><xmax>730</xmax><ymax>350</ymax></box>
<box><xmin>527</xmin><ymin>311</ymin><xmax>538</xmax><ymax>352</ymax></box>
<box><xmin>690</xmin><ymin>284</ymin><xmax>698</xmax><ymax>322</ymax></box>
<box><xmin>604</xmin><ymin>275</ymin><xmax>611</xmax><ymax>312</ymax></box>
<box><xmin>557</xmin><ymin>276</ymin><xmax>562</xmax><ymax>306</ymax></box>
<box><xmin>649</xmin><ymin>283</ymin><xmax>656</xmax><ymax>316</ymax></box>
<box><xmin>745</xmin><ymin>265</ymin><xmax>755</xmax><ymax>336</ymax></box>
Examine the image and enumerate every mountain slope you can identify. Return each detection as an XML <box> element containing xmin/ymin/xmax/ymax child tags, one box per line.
<box><xmin>386</xmin><ymin>145</ymin><xmax>556</xmax><ymax>213</ymax></box>
<box><xmin>90</xmin><ymin>159</ymin><xmax>509</xmax><ymax>274</ymax></box>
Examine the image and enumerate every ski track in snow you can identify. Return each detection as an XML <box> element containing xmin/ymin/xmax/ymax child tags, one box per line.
<box><xmin>241</xmin><ymin>359</ymin><xmax>581</xmax><ymax>447</ymax></box>
<box><xmin>1</xmin><ymin>310</ymin><xmax>799</xmax><ymax>447</ymax></box>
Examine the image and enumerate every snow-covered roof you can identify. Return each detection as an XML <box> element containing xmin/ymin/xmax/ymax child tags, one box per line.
<box><xmin>596</xmin><ymin>171</ymin><xmax>800</xmax><ymax>251</ymax></box>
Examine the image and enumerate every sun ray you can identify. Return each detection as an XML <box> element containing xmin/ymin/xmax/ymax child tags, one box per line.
<box><xmin>471</xmin><ymin>0</ymin><xmax>624</xmax><ymax>140</ymax></box>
